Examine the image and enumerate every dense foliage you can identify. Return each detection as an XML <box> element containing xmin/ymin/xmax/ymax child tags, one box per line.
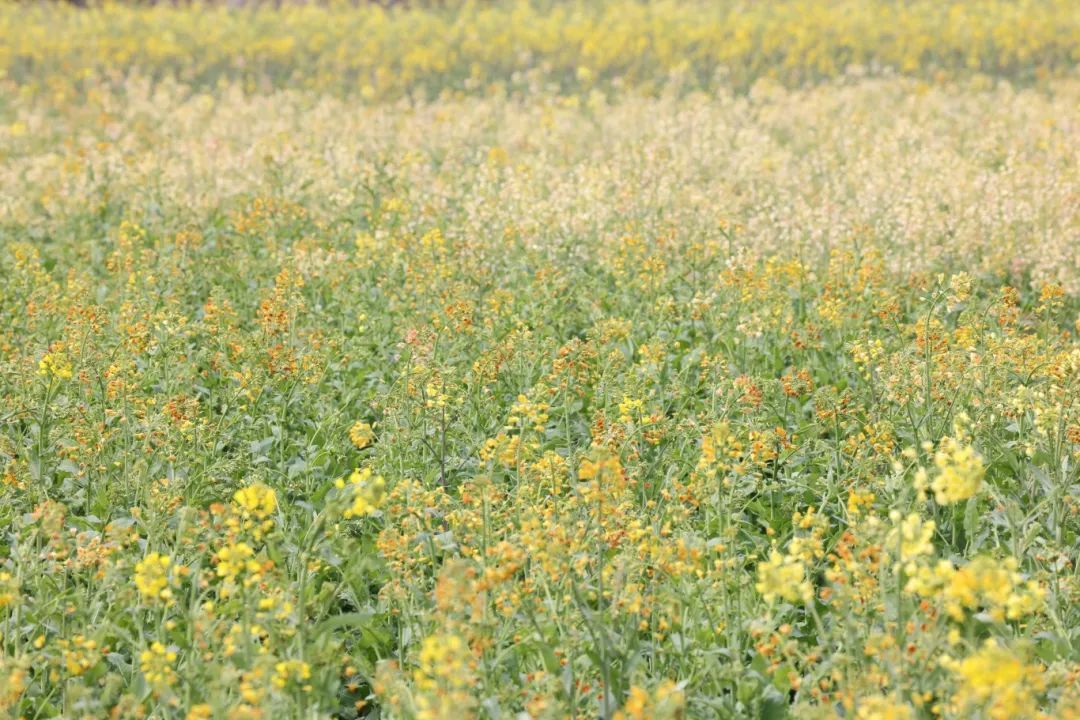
<box><xmin>0</xmin><ymin>2</ymin><xmax>1078</xmax><ymax>719</ymax></box>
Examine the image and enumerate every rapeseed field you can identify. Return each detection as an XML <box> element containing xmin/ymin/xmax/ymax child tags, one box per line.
<box><xmin>0</xmin><ymin>2</ymin><xmax>1078</xmax><ymax>718</ymax></box>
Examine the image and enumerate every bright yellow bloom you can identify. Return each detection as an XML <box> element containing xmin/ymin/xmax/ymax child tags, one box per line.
<box><xmin>756</xmin><ymin>548</ymin><xmax>812</xmax><ymax>604</ymax></box>
<box><xmin>846</xmin><ymin>489</ymin><xmax>876</xmax><ymax>516</ymax></box>
<box><xmin>0</xmin><ymin>659</ymin><xmax>28</xmax><ymax>712</ymax></box>
<box><xmin>38</xmin><ymin>352</ymin><xmax>73</xmax><ymax>380</ymax></box>
<box><xmin>508</xmin><ymin>392</ymin><xmax>550</xmax><ymax>432</ymax></box>
<box><xmin>0</xmin><ymin>572</ymin><xmax>17</xmax><ymax>608</ymax></box>
<box><xmin>919</xmin><ymin>436</ymin><xmax>984</xmax><ymax>504</ymax></box>
<box><xmin>273</xmin><ymin>659</ymin><xmax>312</xmax><ymax>691</ymax></box>
<box><xmin>134</xmin><ymin>552</ymin><xmax>174</xmax><ymax>604</ymax></box>
<box><xmin>414</xmin><ymin>633</ymin><xmax>470</xmax><ymax>692</ymax></box>
<box><xmin>905</xmin><ymin>559</ymin><xmax>956</xmax><ymax>597</ymax></box>
<box><xmin>942</xmin><ymin>556</ymin><xmax>1044</xmax><ymax>622</ymax></box>
<box><xmin>186</xmin><ymin>705</ymin><xmax>213</xmax><ymax>720</ymax></box>
<box><xmin>907</xmin><ymin>554</ymin><xmax>1044</xmax><ymax>622</ymax></box>
<box><xmin>617</xmin><ymin>396</ymin><xmax>645</xmax><ymax>424</ymax></box>
<box><xmin>349</xmin><ymin>421</ymin><xmax>375</xmax><ymax>449</ymax></box>
<box><xmin>855</xmin><ymin>695</ymin><xmax>915</xmax><ymax>720</ymax></box>
<box><xmin>578</xmin><ymin>452</ymin><xmax>623</xmax><ymax>484</ymax></box>
<box><xmin>215</xmin><ymin>542</ymin><xmax>258</xmax><ymax>581</ymax></box>
<box><xmin>614</xmin><ymin>680</ymin><xmax>685</xmax><ymax>720</ymax></box>
<box><xmin>232</xmin><ymin>483</ymin><xmax>277</xmax><ymax>519</ymax></box>
<box><xmin>887</xmin><ymin>511</ymin><xmax>935</xmax><ymax>567</ymax></box>
<box><xmin>334</xmin><ymin>467</ymin><xmax>387</xmax><ymax>518</ymax></box>
<box><xmin>59</xmin><ymin>635</ymin><xmax>99</xmax><ymax>677</ymax></box>
<box><xmin>140</xmin><ymin>641</ymin><xmax>178</xmax><ymax>690</ymax></box>
<box><xmin>944</xmin><ymin>641</ymin><xmax>1045</xmax><ymax>719</ymax></box>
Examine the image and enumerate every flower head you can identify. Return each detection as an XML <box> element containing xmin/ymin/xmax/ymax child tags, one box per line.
<box><xmin>134</xmin><ymin>552</ymin><xmax>175</xmax><ymax>604</ymax></box>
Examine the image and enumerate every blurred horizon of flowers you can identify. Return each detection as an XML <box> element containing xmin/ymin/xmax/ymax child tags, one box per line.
<box><xmin>2</xmin><ymin>0</ymin><xmax>1078</xmax><ymax>100</ymax></box>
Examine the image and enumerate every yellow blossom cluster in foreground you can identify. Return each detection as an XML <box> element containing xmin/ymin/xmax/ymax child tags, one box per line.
<box><xmin>0</xmin><ymin>2</ymin><xmax>1079</xmax><ymax>719</ymax></box>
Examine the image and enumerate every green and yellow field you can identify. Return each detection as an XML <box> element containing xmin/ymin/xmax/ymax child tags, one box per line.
<box><xmin>0</xmin><ymin>2</ymin><xmax>1078</xmax><ymax>718</ymax></box>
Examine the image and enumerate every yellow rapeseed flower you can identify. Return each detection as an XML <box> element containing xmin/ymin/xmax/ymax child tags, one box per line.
<box><xmin>943</xmin><ymin>641</ymin><xmax>1045</xmax><ymax>719</ymax></box>
<box><xmin>334</xmin><ymin>467</ymin><xmax>386</xmax><ymax>518</ymax></box>
<box><xmin>349</xmin><ymin>421</ymin><xmax>375</xmax><ymax>449</ymax></box>
<box><xmin>134</xmin><ymin>552</ymin><xmax>174</xmax><ymax>604</ymax></box>
<box><xmin>756</xmin><ymin>548</ymin><xmax>813</xmax><ymax>604</ymax></box>
<box><xmin>38</xmin><ymin>352</ymin><xmax>73</xmax><ymax>380</ymax></box>
<box><xmin>140</xmin><ymin>641</ymin><xmax>178</xmax><ymax>690</ymax></box>
<box><xmin>916</xmin><ymin>436</ymin><xmax>984</xmax><ymax>504</ymax></box>
<box><xmin>232</xmin><ymin>483</ymin><xmax>277</xmax><ymax>519</ymax></box>
<box><xmin>273</xmin><ymin>659</ymin><xmax>312</xmax><ymax>692</ymax></box>
<box><xmin>855</xmin><ymin>695</ymin><xmax>915</xmax><ymax>720</ymax></box>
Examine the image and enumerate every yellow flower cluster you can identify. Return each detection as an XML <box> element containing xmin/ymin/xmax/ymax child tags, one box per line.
<box><xmin>617</xmin><ymin>397</ymin><xmax>645</xmax><ymax>424</ymax></box>
<box><xmin>907</xmin><ymin>556</ymin><xmax>1044</xmax><ymax>622</ymax></box>
<box><xmin>335</xmin><ymin>467</ymin><xmax>387</xmax><ymax>519</ymax></box>
<box><xmin>229</xmin><ymin>483</ymin><xmax>278</xmax><ymax>541</ymax></box>
<box><xmin>409</xmin><ymin>632</ymin><xmax>477</xmax><ymax>720</ymax></box>
<box><xmin>0</xmin><ymin>571</ymin><xmax>17</xmax><ymax>608</ymax></box>
<box><xmin>272</xmin><ymin>660</ymin><xmax>312</xmax><ymax>692</ymax></box>
<box><xmin>886</xmin><ymin>512</ymin><xmax>935</xmax><ymax>568</ymax></box>
<box><xmin>140</xmin><ymin>642</ymin><xmax>178</xmax><ymax>691</ymax></box>
<box><xmin>58</xmin><ymin>635</ymin><xmax>99</xmax><ymax>677</ymax></box>
<box><xmin>915</xmin><ymin>436</ymin><xmax>985</xmax><ymax>505</ymax></box>
<box><xmin>578</xmin><ymin>451</ymin><xmax>624</xmax><ymax>484</ymax></box>
<box><xmin>214</xmin><ymin>542</ymin><xmax>262</xmax><ymax>597</ymax></box>
<box><xmin>942</xmin><ymin>557</ymin><xmax>1045</xmax><ymax>622</ymax></box>
<box><xmin>508</xmin><ymin>393</ymin><xmax>550</xmax><ymax>433</ymax></box>
<box><xmin>697</xmin><ymin>421</ymin><xmax>744</xmax><ymax>481</ymax></box>
<box><xmin>854</xmin><ymin>695</ymin><xmax>915</xmax><ymax>720</ymax></box>
<box><xmin>37</xmin><ymin>351</ymin><xmax>72</xmax><ymax>380</ymax></box>
<box><xmin>943</xmin><ymin>641</ymin><xmax>1045</xmax><ymax>719</ymax></box>
<box><xmin>134</xmin><ymin>552</ymin><xmax>174</xmax><ymax>605</ymax></box>
<box><xmin>756</xmin><ymin>548</ymin><xmax>813</xmax><ymax>605</ymax></box>
<box><xmin>233</xmin><ymin>483</ymin><xmax>277</xmax><ymax>520</ymax></box>
<box><xmin>613</xmin><ymin>680</ymin><xmax>685</xmax><ymax>720</ymax></box>
<box><xmin>349</xmin><ymin>421</ymin><xmax>375</xmax><ymax>449</ymax></box>
<box><xmin>0</xmin><ymin>660</ymin><xmax>28</xmax><ymax>714</ymax></box>
<box><xmin>414</xmin><ymin>633</ymin><xmax>470</xmax><ymax>692</ymax></box>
